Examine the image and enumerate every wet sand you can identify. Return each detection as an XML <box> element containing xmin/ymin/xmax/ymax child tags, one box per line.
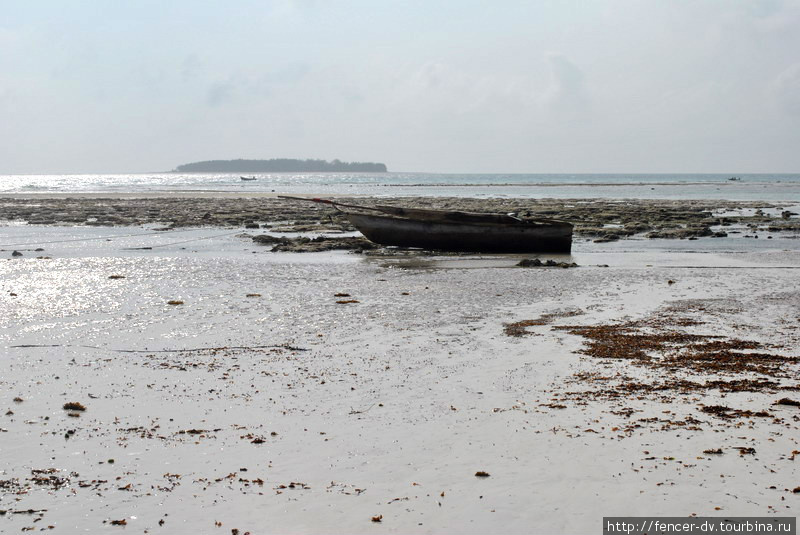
<box><xmin>1</xmin><ymin>204</ymin><xmax>799</xmax><ymax>533</ymax></box>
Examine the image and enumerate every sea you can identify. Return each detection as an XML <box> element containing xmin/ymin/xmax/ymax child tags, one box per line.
<box><xmin>2</xmin><ymin>172</ymin><xmax>800</xmax><ymax>202</ymax></box>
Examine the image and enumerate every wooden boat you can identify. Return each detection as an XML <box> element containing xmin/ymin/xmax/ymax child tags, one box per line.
<box><xmin>240</xmin><ymin>176</ymin><xmax>257</xmax><ymax>181</ymax></box>
<box><xmin>279</xmin><ymin>196</ymin><xmax>573</xmax><ymax>253</ymax></box>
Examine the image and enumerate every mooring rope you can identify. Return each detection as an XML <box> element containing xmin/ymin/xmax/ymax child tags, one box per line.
<box><xmin>120</xmin><ymin>230</ymin><xmax>244</xmax><ymax>250</ymax></box>
<box><xmin>0</xmin><ymin>228</ymin><xmax>201</xmax><ymax>248</ymax></box>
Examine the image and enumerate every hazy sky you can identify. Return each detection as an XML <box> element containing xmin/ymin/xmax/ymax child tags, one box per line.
<box><xmin>2</xmin><ymin>0</ymin><xmax>799</xmax><ymax>173</ymax></box>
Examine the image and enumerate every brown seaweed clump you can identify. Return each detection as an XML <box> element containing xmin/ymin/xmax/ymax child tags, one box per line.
<box><xmin>504</xmin><ymin>319</ymin><xmax>546</xmax><ymax>337</ymax></box>
<box><xmin>699</xmin><ymin>405</ymin><xmax>771</xmax><ymax>419</ymax></box>
<box><xmin>554</xmin><ymin>320</ymin><xmax>796</xmax><ymax>379</ymax></box>
<box><xmin>548</xmin><ymin>305</ymin><xmax>799</xmax><ymax>427</ymax></box>
<box><xmin>504</xmin><ymin>310</ymin><xmax>584</xmax><ymax>337</ymax></box>
<box><xmin>62</xmin><ymin>402</ymin><xmax>86</xmax><ymax>411</ymax></box>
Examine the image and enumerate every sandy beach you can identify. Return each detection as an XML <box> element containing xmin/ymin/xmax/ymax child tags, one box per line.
<box><xmin>1</xmin><ymin>196</ymin><xmax>799</xmax><ymax>534</ymax></box>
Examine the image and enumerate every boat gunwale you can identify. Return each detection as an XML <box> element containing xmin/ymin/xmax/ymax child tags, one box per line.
<box><xmin>338</xmin><ymin>207</ymin><xmax>573</xmax><ymax>229</ymax></box>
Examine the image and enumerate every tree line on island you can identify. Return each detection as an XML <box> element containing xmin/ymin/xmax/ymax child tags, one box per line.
<box><xmin>174</xmin><ymin>158</ymin><xmax>387</xmax><ymax>173</ymax></box>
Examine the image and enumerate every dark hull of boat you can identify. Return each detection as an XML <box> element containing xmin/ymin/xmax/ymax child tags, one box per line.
<box><xmin>346</xmin><ymin>213</ymin><xmax>572</xmax><ymax>253</ymax></box>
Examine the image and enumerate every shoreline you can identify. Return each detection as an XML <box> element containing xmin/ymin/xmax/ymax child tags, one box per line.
<box><xmin>0</xmin><ymin>190</ymin><xmax>793</xmax><ymax>198</ymax></box>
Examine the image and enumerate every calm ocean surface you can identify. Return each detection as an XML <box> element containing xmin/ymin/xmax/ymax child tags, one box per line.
<box><xmin>2</xmin><ymin>172</ymin><xmax>800</xmax><ymax>201</ymax></box>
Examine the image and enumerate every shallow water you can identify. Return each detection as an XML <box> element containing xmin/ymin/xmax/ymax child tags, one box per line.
<box><xmin>4</xmin><ymin>172</ymin><xmax>800</xmax><ymax>201</ymax></box>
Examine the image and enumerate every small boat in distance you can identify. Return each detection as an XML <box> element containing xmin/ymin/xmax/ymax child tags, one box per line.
<box><xmin>279</xmin><ymin>196</ymin><xmax>573</xmax><ymax>253</ymax></box>
<box><xmin>240</xmin><ymin>176</ymin><xmax>257</xmax><ymax>181</ymax></box>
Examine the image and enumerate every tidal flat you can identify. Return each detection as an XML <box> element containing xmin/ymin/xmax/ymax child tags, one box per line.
<box><xmin>0</xmin><ymin>198</ymin><xmax>799</xmax><ymax>533</ymax></box>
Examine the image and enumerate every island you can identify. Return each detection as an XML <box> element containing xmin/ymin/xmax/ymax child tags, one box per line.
<box><xmin>173</xmin><ymin>158</ymin><xmax>387</xmax><ymax>173</ymax></box>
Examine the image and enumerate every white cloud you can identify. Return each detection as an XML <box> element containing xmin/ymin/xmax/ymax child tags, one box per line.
<box><xmin>771</xmin><ymin>62</ymin><xmax>800</xmax><ymax>114</ymax></box>
<box><xmin>540</xmin><ymin>54</ymin><xmax>589</xmax><ymax>119</ymax></box>
<box><xmin>206</xmin><ymin>81</ymin><xmax>235</xmax><ymax>107</ymax></box>
<box><xmin>751</xmin><ymin>0</ymin><xmax>800</xmax><ymax>32</ymax></box>
<box><xmin>181</xmin><ymin>54</ymin><xmax>203</xmax><ymax>82</ymax></box>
